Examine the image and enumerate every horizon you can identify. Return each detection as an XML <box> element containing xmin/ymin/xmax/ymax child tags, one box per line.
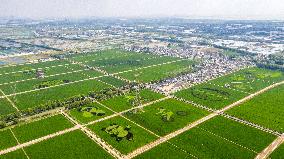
<box><xmin>1</xmin><ymin>0</ymin><xmax>284</xmax><ymax>20</ymax></box>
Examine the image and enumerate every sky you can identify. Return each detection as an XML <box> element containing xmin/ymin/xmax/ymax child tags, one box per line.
<box><xmin>1</xmin><ymin>0</ymin><xmax>284</xmax><ymax>20</ymax></box>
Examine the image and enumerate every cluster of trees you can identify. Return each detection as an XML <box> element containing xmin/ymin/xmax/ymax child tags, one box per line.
<box><xmin>256</xmin><ymin>54</ymin><xmax>284</xmax><ymax>72</ymax></box>
<box><xmin>0</xmin><ymin>84</ymin><xmax>142</xmax><ymax>129</ymax></box>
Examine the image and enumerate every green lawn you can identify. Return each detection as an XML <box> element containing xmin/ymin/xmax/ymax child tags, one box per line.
<box><xmin>100</xmin><ymin>89</ymin><xmax>165</xmax><ymax>112</ymax></box>
<box><xmin>227</xmin><ymin>84</ymin><xmax>284</xmax><ymax>133</ymax></box>
<box><xmin>125</xmin><ymin>98</ymin><xmax>209</xmax><ymax>136</ymax></box>
<box><xmin>24</xmin><ymin>130</ymin><xmax>114</xmax><ymax>159</ymax></box>
<box><xmin>88</xmin><ymin>116</ymin><xmax>158</xmax><ymax>154</ymax></box>
<box><xmin>175</xmin><ymin>82</ymin><xmax>248</xmax><ymax>109</ymax></box>
<box><xmin>0</xmin><ymin>129</ymin><xmax>18</xmax><ymax>150</ymax></box>
<box><xmin>69</xmin><ymin>102</ymin><xmax>114</xmax><ymax>124</ymax></box>
<box><xmin>11</xmin><ymin>114</ymin><xmax>74</xmax><ymax>143</ymax></box>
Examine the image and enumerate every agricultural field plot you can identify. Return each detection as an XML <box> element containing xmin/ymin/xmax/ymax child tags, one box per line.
<box><xmin>270</xmin><ymin>144</ymin><xmax>284</xmax><ymax>159</ymax></box>
<box><xmin>9</xmin><ymin>79</ymin><xmax>111</xmax><ymax>111</ymax></box>
<box><xmin>88</xmin><ymin>116</ymin><xmax>158</xmax><ymax>154</ymax></box>
<box><xmin>118</xmin><ymin>60</ymin><xmax>194</xmax><ymax>83</ymax></box>
<box><xmin>0</xmin><ymin>96</ymin><xmax>16</xmax><ymax>116</ymax></box>
<box><xmin>0</xmin><ymin>62</ymin><xmax>89</xmax><ymax>86</ymax></box>
<box><xmin>125</xmin><ymin>98</ymin><xmax>209</xmax><ymax>136</ymax></box>
<box><xmin>135</xmin><ymin>142</ymin><xmax>195</xmax><ymax>159</ymax></box>
<box><xmin>0</xmin><ymin>69</ymin><xmax>103</xmax><ymax>95</ymax></box>
<box><xmin>0</xmin><ymin>129</ymin><xmax>18</xmax><ymax>150</ymax></box>
<box><xmin>0</xmin><ymin>150</ymin><xmax>27</xmax><ymax>159</ymax></box>
<box><xmin>10</xmin><ymin>114</ymin><xmax>74</xmax><ymax>143</ymax></box>
<box><xmin>100</xmin><ymin>89</ymin><xmax>165</xmax><ymax>112</ymax></box>
<box><xmin>97</xmin><ymin>76</ymin><xmax>128</xmax><ymax>88</ymax></box>
<box><xmin>69</xmin><ymin>102</ymin><xmax>114</xmax><ymax>124</ymax></box>
<box><xmin>136</xmin><ymin>116</ymin><xmax>276</xmax><ymax>159</ymax></box>
<box><xmin>175</xmin><ymin>82</ymin><xmax>248</xmax><ymax>109</ymax></box>
<box><xmin>0</xmin><ymin>60</ymin><xmax>70</xmax><ymax>74</ymax></box>
<box><xmin>2</xmin><ymin>130</ymin><xmax>114</xmax><ymax>159</ymax></box>
<box><xmin>209</xmin><ymin>67</ymin><xmax>284</xmax><ymax>93</ymax></box>
<box><xmin>227</xmin><ymin>84</ymin><xmax>284</xmax><ymax>133</ymax></box>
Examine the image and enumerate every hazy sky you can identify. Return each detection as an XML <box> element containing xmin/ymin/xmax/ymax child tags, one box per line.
<box><xmin>1</xmin><ymin>0</ymin><xmax>284</xmax><ymax>20</ymax></box>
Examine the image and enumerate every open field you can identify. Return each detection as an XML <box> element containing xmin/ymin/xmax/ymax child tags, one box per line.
<box><xmin>88</xmin><ymin>116</ymin><xmax>158</xmax><ymax>154</ymax></box>
<box><xmin>118</xmin><ymin>60</ymin><xmax>193</xmax><ymax>83</ymax></box>
<box><xmin>227</xmin><ymin>84</ymin><xmax>284</xmax><ymax>133</ymax></box>
<box><xmin>209</xmin><ymin>67</ymin><xmax>284</xmax><ymax>93</ymax></box>
<box><xmin>10</xmin><ymin>79</ymin><xmax>110</xmax><ymax>110</ymax></box>
<box><xmin>97</xmin><ymin>76</ymin><xmax>128</xmax><ymax>88</ymax></box>
<box><xmin>0</xmin><ymin>130</ymin><xmax>18</xmax><ymax>150</ymax></box>
<box><xmin>4</xmin><ymin>130</ymin><xmax>114</xmax><ymax>159</ymax></box>
<box><xmin>125</xmin><ymin>98</ymin><xmax>209</xmax><ymax>136</ymax></box>
<box><xmin>175</xmin><ymin>82</ymin><xmax>248</xmax><ymax>109</ymax></box>
<box><xmin>69</xmin><ymin>102</ymin><xmax>114</xmax><ymax>124</ymax></box>
<box><xmin>11</xmin><ymin>114</ymin><xmax>74</xmax><ymax>143</ymax></box>
<box><xmin>136</xmin><ymin>116</ymin><xmax>276</xmax><ymax>159</ymax></box>
<box><xmin>100</xmin><ymin>89</ymin><xmax>165</xmax><ymax>112</ymax></box>
<box><xmin>0</xmin><ymin>96</ymin><xmax>16</xmax><ymax>115</ymax></box>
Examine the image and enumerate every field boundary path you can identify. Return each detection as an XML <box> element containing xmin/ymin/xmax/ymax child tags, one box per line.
<box><xmin>125</xmin><ymin>80</ymin><xmax>284</xmax><ymax>159</ymax></box>
<box><xmin>0</xmin><ymin>89</ymin><xmax>19</xmax><ymax>111</ymax></box>
<box><xmin>255</xmin><ymin>134</ymin><xmax>284</xmax><ymax>159</ymax></box>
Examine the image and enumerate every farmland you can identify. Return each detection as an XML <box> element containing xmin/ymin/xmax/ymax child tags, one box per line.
<box><xmin>0</xmin><ymin>49</ymin><xmax>283</xmax><ymax>159</ymax></box>
<box><xmin>227</xmin><ymin>84</ymin><xmax>284</xmax><ymax>133</ymax></box>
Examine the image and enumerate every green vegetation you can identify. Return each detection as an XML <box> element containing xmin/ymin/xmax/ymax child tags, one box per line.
<box><xmin>270</xmin><ymin>144</ymin><xmax>284</xmax><ymax>159</ymax></box>
<box><xmin>209</xmin><ymin>67</ymin><xmax>284</xmax><ymax>93</ymax></box>
<box><xmin>175</xmin><ymin>83</ymin><xmax>247</xmax><ymax>109</ymax></box>
<box><xmin>98</xmin><ymin>76</ymin><xmax>127</xmax><ymax>88</ymax></box>
<box><xmin>0</xmin><ymin>150</ymin><xmax>27</xmax><ymax>159</ymax></box>
<box><xmin>101</xmin><ymin>89</ymin><xmax>164</xmax><ymax>112</ymax></box>
<box><xmin>119</xmin><ymin>60</ymin><xmax>194</xmax><ymax>83</ymax></box>
<box><xmin>102</xmin><ymin>124</ymin><xmax>133</xmax><ymax>141</ymax></box>
<box><xmin>12</xmin><ymin>114</ymin><xmax>74</xmax><ymax>143</ymax></box>
<box><xmin>0</xmin><ymin>129</ymin><xmax>18</xmax><ymax>150</ymax></box>
<box><xmin>135</xmin><ymin>142</ymin><xmax>194</xmax><ymax>159</ymax></box>
<box><xmin>88</xmin><ymin>116</ymin><xmax>157</xmax><ymax>154</ymax></box>
<box><xmin>125</xmin><ymin>99</ymin><xmax>209</xmax><ymax>136</ymax></box>
<box><xmin>24</xmin><ymin>130</ymin><xmax>113</xmax><ymax>159</ymax></box>
<box><xmin>0</xmin><ymin>97</ymin><xmax>16</xmax><ymax>116</ymax></box>
<box><xmin>69</xmin><ymin>102</ymin><xmax>114</xmax><ymax>124</ymax></box>
<box><xmin>227</xmin><ymin>84</ymin><xmax>284</xmax><ymax>132</ymax></box>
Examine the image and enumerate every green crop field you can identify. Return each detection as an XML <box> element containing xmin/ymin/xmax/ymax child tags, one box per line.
<box><xmin>88</xmin><ymin>116</ymin><xmax>158</xmax><ymax>154</ymax></box>
<box><xmin>10</xmin><ymin>79</ymin><xmax>110</xmax><ymax>110</ymax></box>
<box><xmin>100</xmin><ymin>89</ymin><xmax>165</xmax><ymax>112</ymax></box>
<box><xmin>125</xmin><ymin>98</ymin><xmax>209</xmax><ymax>136</ymax></box>
<box><xmin>137</xmin><ymin>116</ymin><xmax>276</xmax><ymax>159</ymax></box>
<box><xmin>97</xmin><ymin>76</ymin><xmax>128</xmax><ymax>88</ymax></box>
<box><xmin>209</xmin><ymin>67</ymin><xmax>284</xmax><ymax>93</ymax></box>
<box><xmin>23</xmin><ymin>130</ymin><xmax>114</xmax><ymax>159</ymax></box>
<box><xmin>69</xmin><ymin>102</ymin><xmax>114</xmax><ymax>124</ymax></box>
<box><xmin>11</xmin><ymin>114</ymin><xmax>74</xmax><ymax>143</ymax></box>
<box><xmin>0</xmin><ymin>97</ymin><xmax>16</xmax><ymax>116</ymax></box>
<box><xmin>227</xmin><ymin>84</ymin><xmax>284</xmax><ymax>133</ymax></box>
<box><xmin>118</xmin><ymin>60</ymin><xmax>194</xmax><ymax>83</ymax></box>
<box><xmin>175</xmin><ymin>82</ymin><xmax>248</xmax><ymax>109</ymax></box>
<box><xmin>0</xmin><ymin>150</ymin><xmax>27</xmax><ymax>159</ymax></box>
<box><xmin>0</xmin><ymin>129</ymin><xmax>18</xmax><ymax>150</ymax></box>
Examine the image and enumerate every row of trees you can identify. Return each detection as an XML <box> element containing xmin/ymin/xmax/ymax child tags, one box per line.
<box><xmin>0</xmin><ymin>84</ymin><xmax>143</xmax><ymax>129</ymax></box>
